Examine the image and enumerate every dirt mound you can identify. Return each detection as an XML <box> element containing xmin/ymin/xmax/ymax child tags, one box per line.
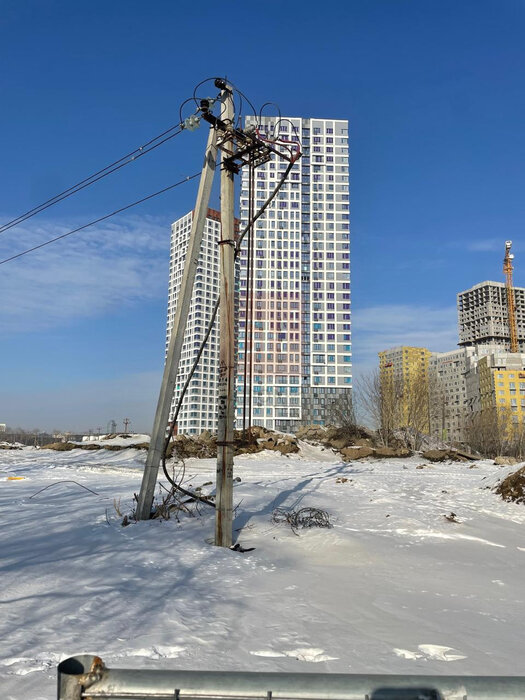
<box><xmin>166</xmin><ymin>428</ymin><xmax>298</xmax><ymax>459</ymax></box>
<box><xmin>41</xmin><ymin>441</ymin><xmax>139</xmax><ymax>453</ymax></box>
<box><xmin>494</xmin><ymin>456</ymin><xmax>519</xmax><ymax>466</ymax></box>
<box><xmin>41</xmin><ymin>442</ymin><xmax>77</xmax><ymax>451</ymax></box>
<box><xmin>295</xmin><ymin>425</ymin><xmax>327</xmax><ymax>442</ymax></box>
<box><xmin>133</xmin><ymin>442</ymin><xmax>150</xmax><ymax>451</ymax></box>
<box><xmin>373</xmin><ymin>446</ymin><xmax>412</xmax><ymax>458</ymax></box>
<box><xmin>169</xmin><ymin>434</ymin><xmax>217</xmax><ymax>459</ymax></box>
<box><xmin>340</xmin><ymin>445</ymin><xmax>412</xmax><ymax>461</ymax></box>
<box><xmin>340</xmin><ymin>446</ymin><xmax>375</xmax><ymax>460</ymax></box>
<box><xmin>295</xmin><ymin>424</ymin><xmax>376</xmax><ymax>451</ymax></box>
<box><xmin>495</xmin><ymin>466</ymin><xmax>525</xmax><ymax>504</ymax></box>
<box><xmin>258</xmin><ymin>434</ymin><xmax>299</xmax><ymax>455</ymax></box>
<box><xmin>422</xmin><ymin>449</ymin><xmax>467</xmax><ymax>463</ymax></box>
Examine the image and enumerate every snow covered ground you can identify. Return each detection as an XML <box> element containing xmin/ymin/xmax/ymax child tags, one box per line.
<box><xmin>1</xmin><ymin>444</ymin><xmax>525</xmax><ymax>699</ymax></box>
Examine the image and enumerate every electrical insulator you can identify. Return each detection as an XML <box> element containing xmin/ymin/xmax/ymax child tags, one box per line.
<box><xmin>183</xmin><ymin>114</ymin><xmax>201</xmax><ymax>131</ymax></box>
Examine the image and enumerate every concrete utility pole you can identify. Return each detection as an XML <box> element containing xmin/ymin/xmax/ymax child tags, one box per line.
<box><xmin>215</xmin><ymin>86</ymin><xmax>235</xmax><ymax>547</ymax></box>
<box><xmin>136</xmin><ymin>79</ymin><xmax>278</xmax><ymax>544</ymax></box>
<box><xmin>135</xmin><ymin>125</ymin><xmax>219</xmax><ymax>520</ymax></box>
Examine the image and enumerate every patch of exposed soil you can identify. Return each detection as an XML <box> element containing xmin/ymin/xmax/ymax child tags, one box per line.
<box><xmin>495</xmin><ymin>466</ymin><xmax>525</xmax><ymax>505</ymax></box>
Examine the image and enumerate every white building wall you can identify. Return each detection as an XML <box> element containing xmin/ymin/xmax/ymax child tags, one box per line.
<box><xmin>236</xmin><ymin>116</ymin><xmax>351</xmax><ymax>432</ymax></box>
<box><xmin>167</xmin><ymin>211</ymin><xmax>221</xmax><ymax>435</ymax></box>
<box><xmin>429</xmin><ymin>349</ymin><xmax>468</xmax><ymax>442</ymax></box>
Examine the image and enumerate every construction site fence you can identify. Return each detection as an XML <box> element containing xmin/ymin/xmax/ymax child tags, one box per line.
<box><xmin>57</xmin><ymin>655</ymin><xmax>525</xmax><ymax>700</ymax></box>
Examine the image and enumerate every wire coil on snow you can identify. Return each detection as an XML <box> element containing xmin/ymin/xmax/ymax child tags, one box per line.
<box><xmin>272</xmin><ymin>507</ymin><xmax>332</xmax><ymax>535</ymax></box>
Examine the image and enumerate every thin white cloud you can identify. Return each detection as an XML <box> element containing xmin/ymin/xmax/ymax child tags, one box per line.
<box><xmin>462</xmin><ymin>238</ymin><xmax>522</xmax><ymax>254</ymax></box>
<box><xmin>352</xmin><ymin>303</ymin><xmax>459</xmax><ymax>377</ymax></box>
<box><xmin>466</xmin><ymin>238</ymin><xmax>504</xmax><ymax>253</ymax></box>
<box><xmin>0</xmin><ymin>214</ymin><xmax>172</xmax><ymax>334</ymax></box>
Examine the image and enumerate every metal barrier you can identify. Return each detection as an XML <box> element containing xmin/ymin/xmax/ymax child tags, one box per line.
<box><xmin>57</xmin><ymin>655</ymin><xmax>525</xmax><ymax>700</ymax></box>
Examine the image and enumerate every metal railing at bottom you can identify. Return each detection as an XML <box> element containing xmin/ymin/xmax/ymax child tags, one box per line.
<box><xmin>57</xmin><ymin>655</ymin><xmax>525</xmax><ymax>700</ymax></box>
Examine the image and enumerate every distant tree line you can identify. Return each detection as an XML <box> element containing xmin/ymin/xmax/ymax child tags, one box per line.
<box><xmin>329</xmin><ymin>369</ymin><xmax>525</xmax><ymax>459</ymax></box>
<box><xmin>1</xmin><ymin>427</ymin><xmax>72</xmax><ymax>446</ymax></box>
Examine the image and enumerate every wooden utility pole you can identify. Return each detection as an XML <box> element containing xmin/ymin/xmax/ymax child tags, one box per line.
<box><xmin>215</xmin><ymin>86</ymin><xmax>235</xmax><ymax>547</ymax></box>
<box><xmin>135</xmin><ymin>125</ymin><xmax>219</xmax><ymax>520</ymax></box>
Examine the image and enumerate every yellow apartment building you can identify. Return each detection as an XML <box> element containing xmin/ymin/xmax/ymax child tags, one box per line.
<box><xmin>378</xmin><ymin>346</ymin><xmax>432</xmax><ymax>431</ymax></box>
<box><xmin>478</xmin><ymin>354</ymin><xmax>525</xmax><ymax>425</ymax></box>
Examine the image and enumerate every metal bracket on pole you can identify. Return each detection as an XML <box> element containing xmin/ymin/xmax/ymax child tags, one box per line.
<box><xmin>135</xmin><ymin>124</ymin><xmax>218</xmax><ymax>520</ymax></box>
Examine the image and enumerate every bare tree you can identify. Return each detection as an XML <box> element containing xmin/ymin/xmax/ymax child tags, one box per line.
<box><xmin>355</xmin><ymin>369</ymin><xmax>402</xmax><ymax>446</ymax></box>
<box><xmin>356</xmin><ymin>367</ymin><xmax>432</xmax><ymax>449</ymax></box>
<box><xmin>326</xmin><ymin>391</ymin><xmax>359</xmax><ymax>435</ymax></box>
<box><xmin>428</xmin><ymin>375</ymin><xmax>447</xmax><ymax>440</ymax></box>
<box><xmin>402</xmin><ymin>369</ymin><xmax>431</xmax><ymax>450</ymax></box>
<box><xmin>463</xmin><ymin>406</ymin><xmax>525</xmax><ymax>458</ymax></box>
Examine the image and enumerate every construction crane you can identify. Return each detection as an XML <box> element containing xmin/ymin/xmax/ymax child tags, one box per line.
<box><xmin>503</xmin><ymin>240</ymin><xmax>519</xmax><ymax>353</ymax></box>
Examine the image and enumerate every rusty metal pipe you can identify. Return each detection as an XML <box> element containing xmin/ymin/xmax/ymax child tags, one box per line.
<box><xmin>57</xmin><ymin>656</ymin><xmax>525</xmax><ymax>700</ymax></box>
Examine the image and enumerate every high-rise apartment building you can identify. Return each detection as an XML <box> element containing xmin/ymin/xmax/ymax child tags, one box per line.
<box><xmin>166</xmin><ymin>209</ymin><xmax>222</xmax><ymax>435</ymax></box>
<box><xmin>458</xmin><ymin>281</ymin><xmax>525</xmax><ymax>351</ymax></box>
<box><xmin>236</xmin><ymin>116</ymin><xmax>351</xmax><ymax>432</ymax></box>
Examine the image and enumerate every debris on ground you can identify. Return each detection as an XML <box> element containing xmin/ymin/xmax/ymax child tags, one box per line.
<box><xmin>272</xmin><ymin>507</ymin><xmax>332</xmax><ymax>535</ymax></box>
<box><xmin>230</xmin><ymin>543</ymin><xmax>255</xmax><ymax>553</ymax></box>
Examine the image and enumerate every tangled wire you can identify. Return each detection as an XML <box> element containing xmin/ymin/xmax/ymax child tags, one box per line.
<box><xmin>272</xmin><ymin>507</ymin><xmax>332</xmax><ymax>535</ymax></box>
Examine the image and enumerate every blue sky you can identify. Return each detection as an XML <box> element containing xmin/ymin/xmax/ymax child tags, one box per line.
<box><xmin>1</xmin><ymin>0</ymin><xmax>524</xmax><ymax>432</ymax></box>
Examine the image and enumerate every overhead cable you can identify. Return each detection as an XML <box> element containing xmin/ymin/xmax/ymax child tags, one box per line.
<box><xmin>0</xmin><ymin>173</ymin><xmax>200</xmax><ymax>266</ymax></box>
<box><xmin>0</xmin><ymin>126</ymin><xmax>183</xmax><ymax>236</ymax></box>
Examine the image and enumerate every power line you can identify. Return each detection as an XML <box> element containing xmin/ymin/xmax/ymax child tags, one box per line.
<box><xmin>0</xmin><ymin>77</ymin><xmax>260</xmax><ymax>239</ymax></box>
<box><xmin>0</xmin><ymin>125</ymin><xmax>183</xmax><ymax>236</ymax></box>
<box><xmin>0</xmin><ymin>173</ymin><xmax>200</xmax><ymax>266</ymax></box>
<box><xmin>0</xmin><ymin>77</ymin><xmax>261</xmax><ymax>240</ymax></box>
